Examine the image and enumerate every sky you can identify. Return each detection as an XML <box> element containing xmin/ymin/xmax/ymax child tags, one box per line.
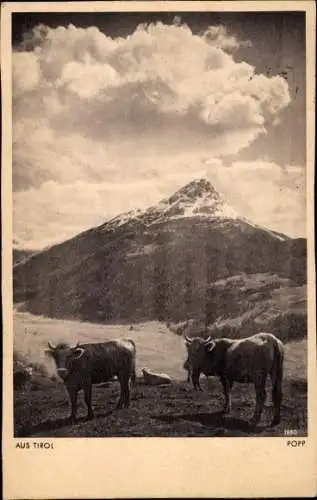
<box><xmin>11</xmin><ymin>11</ymin><xmax>306</xmax><ymax>250</ymax></box>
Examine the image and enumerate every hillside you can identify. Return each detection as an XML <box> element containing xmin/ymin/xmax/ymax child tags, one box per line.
<box><xmin>13</xmin><ymin>248</ymin><xmax>36</xmax><ymax>265</ymax></box>
<box><xmin>167</xmin><ymin>273</ymin><xmax>307</xmax><ymax>343</ymax></box>
<box><xmin>13</xmin><ymin>178</ymin><xmax>306</xmax><ymax>323</ymax></box>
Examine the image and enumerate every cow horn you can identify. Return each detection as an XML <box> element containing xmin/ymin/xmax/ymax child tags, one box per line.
<box><xmin>72</xmin><ymin>341</ymin><xmax>81</xmax><ymax>349</ymax></box>
<box><xmin>204</xmin><ymin>336</ymin><xmax>213</xmax><ymax>344</ymax></box>
<box><xmin>47</xmin><ymin>341</ymin><xmax>56</xmax><ymax>350</ymax></box>
<box><xmin>72</xmin><ymin>347</ymin><xmax>85</xmax><ymax>359</ymax></box>
<box><xmin>206</xmin><ymin>340</ymin><xmax>216</xmax><ymax>353</ymax></box>
<box><xmin>184</xmin><ymin>335</ymin><xmax>192</xmax><ymax>344</ymax></box>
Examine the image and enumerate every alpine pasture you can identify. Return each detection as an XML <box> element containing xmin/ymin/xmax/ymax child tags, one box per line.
<box><xmin>14</xmin><ymin>311</ymin><xmax>307</xmax><ymax>438</ymax></box>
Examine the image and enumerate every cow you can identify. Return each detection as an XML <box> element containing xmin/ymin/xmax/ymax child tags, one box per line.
<box><xmin>45</xmin><ymin>339</ymin><xmax>136</xmax><ymax>422</ymax></box>
<box><xmin>184</xmin><ymin>333</ymin><xmax>284</xmax><ymax>427</ymax></box>
<box><xmin>14</xmin><ymin>362</ymin><xmax>33</xmax><ymax>390</ymax></box>
<box><xmin>142</xmin><ymin>368</ymin><xmax>172</xmax><ymax>386</ymax></box>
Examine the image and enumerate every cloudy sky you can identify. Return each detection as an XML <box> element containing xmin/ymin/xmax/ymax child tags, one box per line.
<box><xmin>12</xmin><ymin>11</ymin><xmax>306</xmax><ymax>250</ymax></box>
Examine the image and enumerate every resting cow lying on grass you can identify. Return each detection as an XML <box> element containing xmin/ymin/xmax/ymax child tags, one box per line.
<box><xmin>142</xmin><ymin>368</ymin><xmax>172</xmax><ymax>386</ymax></box>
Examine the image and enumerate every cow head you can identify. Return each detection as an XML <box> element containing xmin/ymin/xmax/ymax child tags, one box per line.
<box><xmin>45</xmin><ymin>342</ymin><xmax>85</xmax><ymax>379</ymax></box>
<box><xmin>184</xmin><ymin>335</ymin><xmax>216</xmax><ymax>367</ymax></box>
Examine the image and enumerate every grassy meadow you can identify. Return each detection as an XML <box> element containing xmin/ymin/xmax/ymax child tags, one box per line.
<box><xmin>13</xmin><ymin>311</ymin><xmax>307</xmax><ymax>438</ymax></box>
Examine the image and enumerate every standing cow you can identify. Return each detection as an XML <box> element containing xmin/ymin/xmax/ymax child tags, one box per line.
<box><xmin>45</xmin><ymin>338</ymin><xmax>136</xmax><ymax>422</ymax></box>
<box><xmin>184</xmin><ymin>333</ymin><xmax>284</xmax><ymax>427</ymax></box>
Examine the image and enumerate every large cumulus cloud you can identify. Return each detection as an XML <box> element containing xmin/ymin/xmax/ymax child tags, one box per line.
<box><xmin>13</xmin><ymin>22</ymin><xmax>291</xmax><ymax>184</ymax></box>
<box><xmin>205</xmin><ymin>160</ymin><xmax>306</xmax><ymax>238</ymax></box>
<box><xmin>12</xmin><ymin>21</ymin><xmax>302</xmax><ymax>249</ymax></box>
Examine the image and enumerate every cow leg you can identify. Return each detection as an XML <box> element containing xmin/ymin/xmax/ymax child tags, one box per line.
<box><xmin>183</xmin><ymin>358</ymin><xmax>190</xmax><ymax>380</ymax></box>
<box><xmin>83</xmin><ymin>384</ymin><xmax>94</xmax><ymax>420</ymax></box>
<box><xmin>68</xmin><ymin>388</ymin><xmax>78</xmax><ymax>423</ymax></box>
<box><xmin>117</xmin><ymin>374</ymin><xmax>124</xmax><ymax>409</ymax></box>
<box><xmin>194</xmin><ymin>379</ymin><xmax>203</xmax><ymax>392</ymax></box>
<box><xmin>271</xmin><ymin>377</ymin><xmax>282</xmax><ymax>426</ymax></box>
<box><xmin>130</xmin><ymin>363</ymin><xmax>136</xmax><ymax>399</ymax></box>
<box><xmin>123</xmin><ymin>377</ymin><xmax>131</xmax><ymax>408</ymax></box>
<box><xmin>220</xmin><ymin>376</ymin><xmax>232</xmax><ymax>414</ymax></box>
<box><xmin>117</xmin><ymin>390</ymin><xmax>124</xmax><ymax>409</ymax></box>
<box><xmin>117</xmin><ymin>375</ymin><xmax>130</xmax><ymax>409</ymax></box>
<box><xmin>250</xmin><ymin>381</ymin><xmax>267</xmax><ymax>427</ymax></box>
<box><xmin>192</xmin><ymin>370</ymin><xmax>202</xmax><ymax>391</ymax></box>
<box><xmin>270</xmin><ymin>358</ymin><xmax>283</xmax><ymax>427</ymax></box>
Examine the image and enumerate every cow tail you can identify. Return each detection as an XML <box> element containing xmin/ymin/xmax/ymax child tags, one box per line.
<box><xmin>129</xmin><ymin>340</ymin><xmax>137</xmax><ymax>390</ymax></box>
<box><xmin>272</xmin><ymin>339</ymin><xmax>284</xmax><ymax>393</ymax></box>
<box><xmin>131</xmin><ymin>359</ymin><xmax>136</xmax><ymax>386</ymax></box>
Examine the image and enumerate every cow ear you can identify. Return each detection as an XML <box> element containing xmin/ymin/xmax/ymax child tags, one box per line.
<box><xmin>72</xmin><ymin>347</ymin><xmax>85</xmax><ymax>359</ymax></box>
<box><xmin>206</xmin><ymin>341</ymin><xmax>216</xmax><ymax>353</ymax></box>
<box><xmin>44</xmin><ymin>349</ymin><xmax>53</xmax><ymax>358</ymax></box>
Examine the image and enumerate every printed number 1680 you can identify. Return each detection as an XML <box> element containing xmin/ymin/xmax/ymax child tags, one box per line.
<box><xmin>284</xmin><ymin>429</ymin><xmax>298</xmax><ymax>436</ymax></box>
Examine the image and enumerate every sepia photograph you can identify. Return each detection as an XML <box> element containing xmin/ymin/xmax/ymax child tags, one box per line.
<box><xmin>2</xmin><ymin>1</ymin><xmax>316</xmax><ymax>498</ymax></box>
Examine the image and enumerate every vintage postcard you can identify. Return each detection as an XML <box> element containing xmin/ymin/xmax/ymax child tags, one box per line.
<box><xmin>2</xmin><ymin>1</ymin><xmax>316</xmax><ymax>498</ymax></box>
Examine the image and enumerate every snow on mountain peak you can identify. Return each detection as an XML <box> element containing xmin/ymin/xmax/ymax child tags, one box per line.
<box><xmin>150</xmin><ymin>178</ymin><xmax>239</xmax><ymax>222</ymax></box>
<box><xmin>101</xmin><ymin>178</ymin><xmax>239</xmax><ymax>233</ymax></box>
<box><xmin>171</xmin><ymin>178</ymin><xmax>219</xmax><ymax>200</ymax></box>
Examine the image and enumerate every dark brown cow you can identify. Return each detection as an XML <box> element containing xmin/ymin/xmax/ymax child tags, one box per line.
<box><xmin>184</xmin><ymin>333</ymin><xmax>284</xmax><ymax>427</ymax></box>
<box><xmin>45</xmin><ymin>338</ymin><xmax>136</xmax><ymax>421</ymax></box>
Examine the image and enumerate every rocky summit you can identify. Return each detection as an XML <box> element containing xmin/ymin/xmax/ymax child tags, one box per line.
<box><xmin>96</xmin><ymin>178</ymin><xmax>239</xmax><ymax>234</ymax></box>
<box><xmin>13</xmin><ymin>178</ymin><xmax>306</xmax><ymax>323</ymax></box>
<box><xmin>155</xmin><ymin>178</ymin><xmax>239</xmax><ymax>219</ymax></box>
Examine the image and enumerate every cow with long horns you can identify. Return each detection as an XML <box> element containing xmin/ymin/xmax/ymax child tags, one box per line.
<box><xmin>45</xmin><ymin>339</ymin><xmax>136</xmax><ymax>422</ymax></box>
<box><xmin>184</xmin><ymin>333</ymin><xmax>284</xmax><ymax>427</ymax></box>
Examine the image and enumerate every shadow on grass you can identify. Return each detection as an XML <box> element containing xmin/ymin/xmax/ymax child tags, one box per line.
<box><xmin>15</xmin><ymin>408</ymin><xmax>116</xmax><ymax>437</ymax></box>
<box><xmin>287</xmin><ymin>378</ymin><xmax>307</xmax><ymax>392</ymax></box>
<box><xmin>154</xmin><ymin>411</ymin><xmax>268</xmax><ymax>435</ymax></box>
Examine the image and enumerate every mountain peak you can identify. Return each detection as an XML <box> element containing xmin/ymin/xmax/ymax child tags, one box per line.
<box><xmin>101</xmin><ymin>178</ymin><xmax>239</xmax><ymax>232</ymax></box>
<box><xmin>178</xmin><ymin>177</ymin><xmax>217</xmax><ymax>194</ymax></box>
<box><xmin>153</xmin><ymin>177</ymin><xmax>238</xmax><ymax>223</ymax></box>
<box><xmin>168</xmin><ymin>178</ymin><xmax>221</xmax><ymax>203</ymax></box>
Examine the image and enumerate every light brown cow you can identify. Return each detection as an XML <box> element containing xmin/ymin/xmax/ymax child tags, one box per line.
<box><xmin>142</xmin><ymin>368</ymin><xmax>172</xmax><ymax>386</ymax></box>
<box><xmin>184</xmin><ymin>333</ymin><xmax>284</xmax><ymax>427</ymax></box>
